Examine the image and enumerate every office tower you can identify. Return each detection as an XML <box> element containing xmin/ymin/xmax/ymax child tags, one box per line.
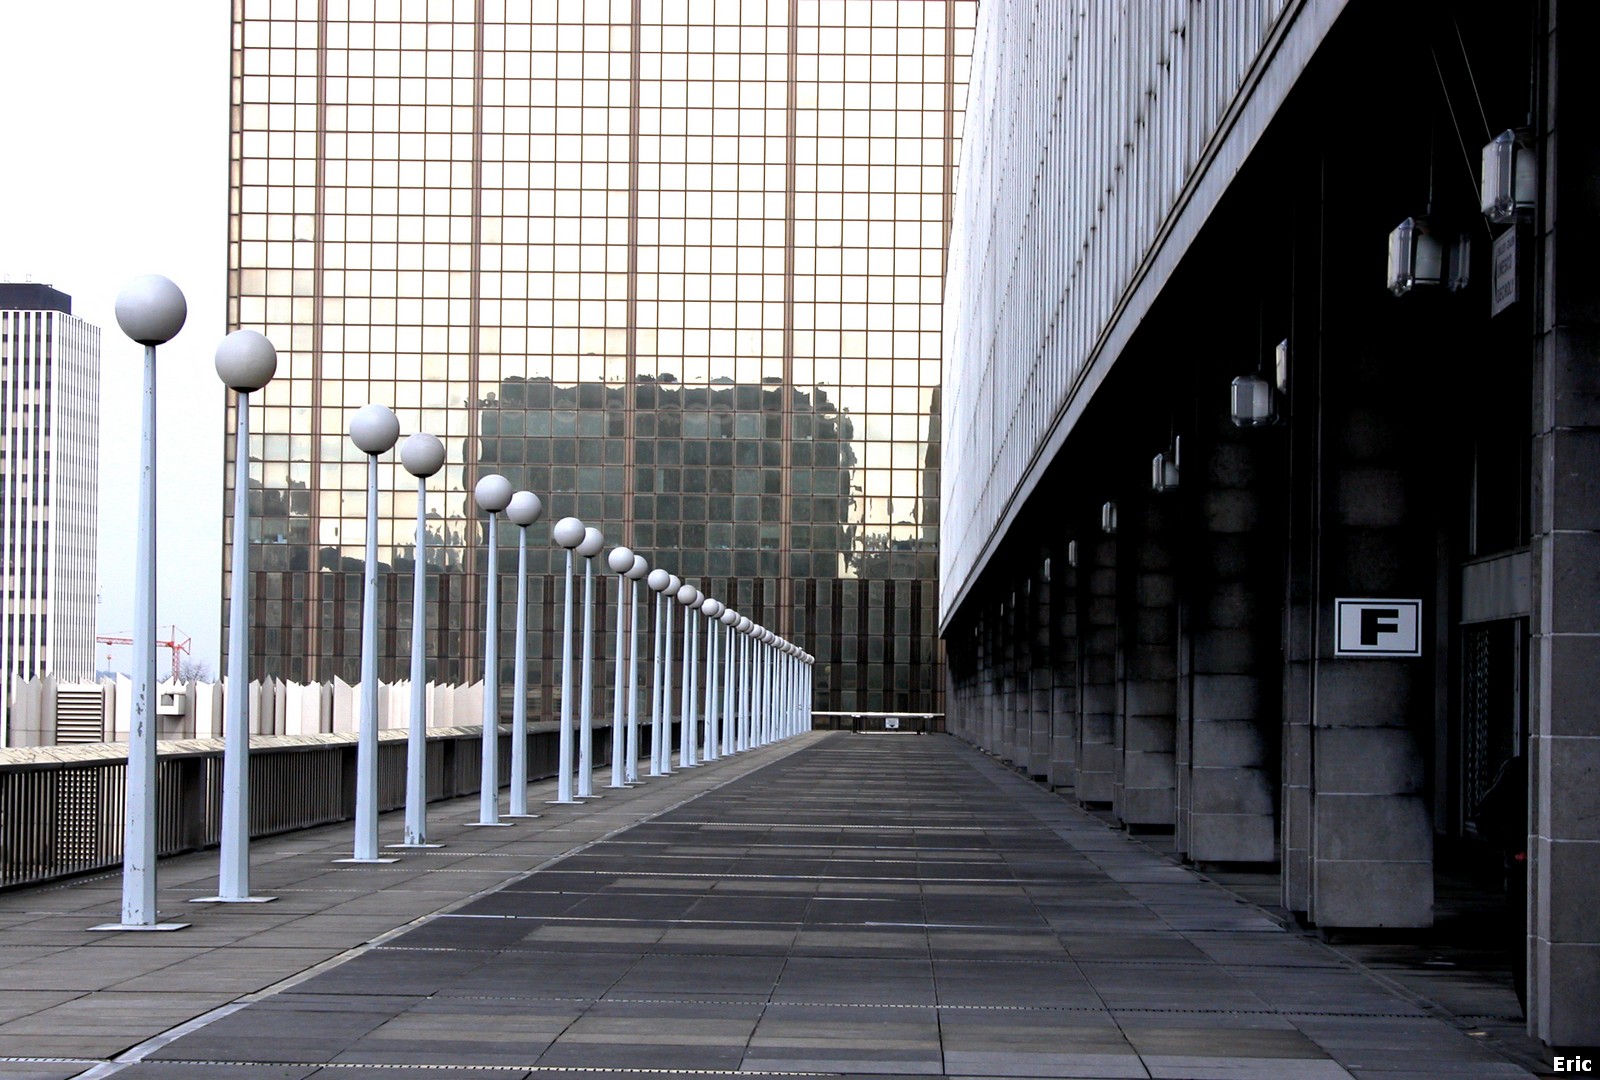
<box><xmin>227</xmin><ymin>0</ymin><xmax>975</xmax><ymax>714</ymax></box>
<box><xmin>0</xmin><ymin>284</ymin><xmax>101</xmax><ymax>744</ymax></box>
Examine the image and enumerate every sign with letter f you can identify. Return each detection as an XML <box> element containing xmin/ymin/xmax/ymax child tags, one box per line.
<box><xmin>1334</xmin><ymin>599</ymin><xmax>1423</xmax><ymax>657</ymax></box>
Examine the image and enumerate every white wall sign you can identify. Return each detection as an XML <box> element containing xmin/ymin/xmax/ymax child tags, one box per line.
<box><xmin>1334</xmin><ymin>599</ymin><xmax>1422</xmax><ymax>657</ymax></box>
<box><xmin>1492</xmin><ymin>227</ymin><xmax>1519</xmax><ymax>316</ymax></box>
<box><xmin>884</xmin><ymin>717</ymin><xmax>900</xmax><ymax>729</ymax></box>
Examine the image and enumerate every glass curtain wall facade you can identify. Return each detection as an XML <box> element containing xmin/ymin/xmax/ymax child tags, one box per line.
<box><xmin>227</xmin><ymin>0</ymin><xmax>974</xmax><ymax>715</ymax></box>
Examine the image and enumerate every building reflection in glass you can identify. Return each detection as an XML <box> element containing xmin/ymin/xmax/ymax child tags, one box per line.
<box><xmin>227</xmin><ymin>0</ymin><xmax>975</xmax><ymax>716</ymax></box>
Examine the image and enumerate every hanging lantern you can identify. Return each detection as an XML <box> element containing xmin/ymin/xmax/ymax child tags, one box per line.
<box><xmin>1066</xmin><ymin>539</ymin><xmax>1078</xmax><ymax>568</ymax></box>
<box><xmin>1151</xmin><ymin>441</ymin><xmax>1179</xmax><ymax>493</ymax></box>
<box><xmin>1481</xmin><ymin>129</ymin><xmax>1536</xmax><ymax>224</ymax></box>
<box><xmin>1101</xmin><ymin>501</ymin><xmax>1118</xmax><ymax>535</ymax></box>
<box><xmin>1230</xmin><ymin>373</ymin><xmax>1276</xmax><ymax>427</ymax></box>
<box><xmin>1387</xmin><ymin>217</ymin><xmax>1444</xmax><ymax>296</ymax></box>
<box><xmin>1274</xmin><ymin>339</ymin><xmax>1290</xmax><ymax>395</ymax></box>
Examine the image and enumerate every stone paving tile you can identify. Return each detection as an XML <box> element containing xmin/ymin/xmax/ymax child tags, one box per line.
<box><xmin>941</xmin><ymin>1051</ymin><xmax>1150</xmax><ymax>1078</ymax></box>
<box><xmin>0</xmin><ymin>1064</ymin><xmax>97</xmax><ymax>1080</ymax></box>
<box><xmin>0</xmin><ymin>989</ymin><xmax>84</xmax><ymax>1025</ymax></box>
<box><xmin>932</xmin><ymin>958</ymin><xmax>1099</xmax><ymax>1008</ymax></box>
<box><xmin>1141</xmin><ymin>1055</ymin><xmax>1356</xmax><ymax>1079</ymax></box>
<box><xmin>114</xmin><ymin>1068</ymin><xmax>322</xmax><ymax>1079</ymax></box>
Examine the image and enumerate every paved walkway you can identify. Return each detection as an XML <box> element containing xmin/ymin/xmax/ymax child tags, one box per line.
<box><xmin>0</xmin><ymin>733</ymin><xmax>1543</xmax><ymax>1078</ymax></box>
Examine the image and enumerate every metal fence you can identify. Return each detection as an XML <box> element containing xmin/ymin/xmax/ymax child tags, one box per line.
<box><xmin>0</xmin><ymin>722</ymin><xmax>616</xmax><ymax>891</ymax></box>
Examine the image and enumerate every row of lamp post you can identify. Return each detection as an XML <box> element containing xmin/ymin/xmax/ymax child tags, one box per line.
<box><xmin>97</xmin><ymin>274</ymin><xmax>815</xmax><ymax>931</ymax></box>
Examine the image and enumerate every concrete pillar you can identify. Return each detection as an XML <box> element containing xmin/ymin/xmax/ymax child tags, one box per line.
<box><xmin>979</xmin><ymin>604</ymin><xmax>992</xmax><ymax>755</ymax></box>
<box><xmin>1178</xmin><ymin>430</ymin><xmax>1280</xmax><ymax>863</ymax></box>
<box><xmin>1003</xmin><ymin>587</ymin><xmax>1023</xmax><ymax>765</ymax></box>
<box><xmin>1114</xmin><ymin>496</ymin><xmax>1178</xmax><ymax>827</ymax></box>
<box><xmin>1048</xmin><ymin>539</ymin><xmax>1079</xmax><ymax>790</ymax></box>
<box><xmin>1076</xmin><ymin>533</ymin><xmax>1116</xmax><ymax>804</ymax></box>
<box><xmin>1527</xmin><ymin>4</ymin><xmax>1600</xmax><ymax>1046</ymax></box>
<box><xmin>1299</xmin><ymin>333</ymin><xmax>1433</xmax><ymax>929</ymax></box>
<box><xmin>1028</xmin><ymin>552</ymin><xmax>1052</xmax><ymax>780</ymax></box>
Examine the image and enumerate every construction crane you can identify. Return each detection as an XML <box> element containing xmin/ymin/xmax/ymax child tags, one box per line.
<box><xmin>95</xmin><ymin>626</ymin><xmax>193</xmax><ymax>680</ymax></box>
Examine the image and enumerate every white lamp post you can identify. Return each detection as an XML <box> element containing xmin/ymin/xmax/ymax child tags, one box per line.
<box><xmin>720</xmin><ymin>606</ymin><xmax>738</xmax><ymax>755</ymax></box>
<box><xmin>551</xmin><ymin>516</ymin><xmax>587</xmax><ymax>803</ymax></box>
<box><xmin>749</xmin><ymin>623</ymin><xmax>762</xmax><ymax>747</ymax></box>
<box><xmin>340</xmin><ymin>403</ymin><xmax>402</xmax><ymax>863</ymax></box>
<box><xmin>194</xmin><ymin>329</ymin><xmax>278</xmax><ymax>903</ymax></box>
<box><xmin>396</xmin><ymin>432</ymin><xmax>446</xmax><ymax>848</ymax></box>
<box><xmin>647</xmin><ymin>567</ymin><xmax>671</xmax><ymax>776</ymax></box>
<box><xmin>776</xmin><ymin>641</ymin><xmax>788</xmax><ymax>739</ymax></box>
<box><xmin>607</xmin><ymin>546</ymin><xmax>635</xmax><ymax>789</ymax></box>
<box><xmin>470</xmin><ymin>473</ymin><xmax>515</xmax><ymax>827</ymax></box>
<box><xmin>736</xmin><ymin>616</ymin><xmax>753</xmax><ymax>752</ymax></box>
<box><xmin>506</xmin><ymin>490</ymin><xmax>544</xmax><ymax>818</ymax></box>
<box><xmin>624</xmin><ymin>555</ymin><xmax>649</xmax><ymax>782</ymax></box>
<box><xmin>789</xmin><ymin>643</ymin><xmax>800</xmax><ymax>738</ymax></box>
<box><xmin>94</xmin><ymin>275</ymin><xmax>190</xmax><ymax>932</ymax></box>
<box><xmin>757</xmin><ymin>625</ymin><xmax>768</xmax><ymax>746</ymax></box>
<box><xmin>701</xmin><ymin>598</ymin><xmax>723</xmax><ymax>763</ymax></box>
<box><xmin>768</xmin><ymin>630</ymin><xmax>780</xmax><ymax>748</ymax></box>
<box><xmin>676</xmin><ymin>583</ymin><xmax>700</xmax><ymax>769</ymax></box>
<box><xmin>662</xmin><ymin>574</ymin><xmax>680</xmax><ymax>772</ymax></box>
<box><xmin>576</xmin><ymin>526</ymin><xmax>604</xmax><ymax>798</ymax></box>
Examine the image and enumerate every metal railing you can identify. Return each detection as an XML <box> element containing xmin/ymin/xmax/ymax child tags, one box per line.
<box><xmin>0</xmin><ymin>721</ymin><xmax>630</xmax><ymax>891</ymax></box>
<box><xmin>810</xmin><ymin>711</ymin><xmax>945</xmax><ymax>734</ymax></box>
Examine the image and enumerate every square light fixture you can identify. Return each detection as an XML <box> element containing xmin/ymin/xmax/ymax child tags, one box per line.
<box><xmin>1151</xmin><ymin>435</ymin><xmax>1180</xmax><ymax>493</ymax></box>
<box><xmin>1481</xmin><ymin>129</ymin><xmax>1536</xmax><ymax>223</ymax></box>
<box><xmin>1230</xmin><ymin>373</ymin><xmax>1276</xmax><ymax>427</ymax></box>
<box><xmin>1387</xmin><ymin>217</ymin><xmax>1443</xmax><ymax>295</ymax></box>
<box><xmin>1387</xmin><ymin>217</ymin><xmax>1469</xmax><ymax>296</ymax></box>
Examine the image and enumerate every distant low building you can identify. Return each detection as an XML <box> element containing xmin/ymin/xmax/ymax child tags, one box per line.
<box><xmin>0</xmin><ymin>283</ymin><xmax>101</xmax><ymax>745</ymax></box>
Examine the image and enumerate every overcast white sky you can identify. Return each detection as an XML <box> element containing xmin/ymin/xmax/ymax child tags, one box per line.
<box><xmin>1</xmin><ymin>2</ymin><xmax>229</xmax><ymax>674</ymax></box>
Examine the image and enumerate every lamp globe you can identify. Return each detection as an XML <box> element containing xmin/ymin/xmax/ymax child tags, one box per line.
<box><xmin>553</xmin><ymin>516</ymin><xmax>587</xmax><ymax>549</ymax></box>
<box><xmin>350</xmin><ymin>404</ymin><xmax>401</xmax><ymax>455</ymax></box>
<box><xmin>473</xmin><ymin>473</ymin><xmax>514</xmax><ymax>513</ymax></box>
<box><xmin>400</xmin><ymin>432</ymin><xmax>446</xmax><ymax>478</ymax></box>
<box><xmin>506</xmin><ymin>490</ymin><xmax>544</xmax><ymax>527</ymax></box>
<box><xmin>115</xmin><ymin>275</ymin><xmax>188</xmax><ymax>345</ymax></box>
<box><xmin>214</xmin><ymin>329</ymin><xmax>277</xmax><ymax>392</ymax></box>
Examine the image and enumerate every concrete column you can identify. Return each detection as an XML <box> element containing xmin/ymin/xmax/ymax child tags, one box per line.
<box><xmin>985</xmin><ymin>601</ymin><xmax>1002</xmax><ymax>755</ymax></box>
<box><xmin>1282</xmin><ymin>485</ymin><xmax>1316</xmax><ymax>915</ymax></box>
<box><xmin>1002</xmin><ymin>588</ymin><xmax>1022</xmax><ymax>764</ymax></box>
<box><xmin>1028</xmin><ymin>552</ymin><xmax>1051</xmax><ymax>780</ymax></box>
<box><xmin>1114</xmin><ymin>496</ymin><xmax>1178</xmax><ymax>827</ymax></box>
<box><xmin>1048</xmin><ymin>539</ymin><xmax>1079</xmax><ymax>790</ymax></box>
<box><xmin>1301</xmin><ymin>341</ymin><xmax>1433</xmax><ymax>929</ymax></box>
<box><xmin>1179</xmin><ymin>429</ymin><xmax>1280</xmax><ymax>863</ymax></box>
<box><xmin>1013</xmin><ymin>582</ymin><xmax>1031</xmax><ymax>769</ymax></box>
<box><xmin>1076</xmin><ymin>533</ymin><xmax>1116</xmax><ymax>804</ymax></box>
<box><xmin>1527</xmin><ymin>4</ymin><xmax>1600</xmax><ymax>1045</ymax></box>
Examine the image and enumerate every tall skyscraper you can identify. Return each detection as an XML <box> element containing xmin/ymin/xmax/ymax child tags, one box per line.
<box><xmin>227</xmin><ymin>0</ymin><xmax>974</xmax><ymax>715</ymax></box>
<box><xmin>0</xmin><ymin>283</ymin><xmax>101</xmax><ymax>744</ymax></box>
